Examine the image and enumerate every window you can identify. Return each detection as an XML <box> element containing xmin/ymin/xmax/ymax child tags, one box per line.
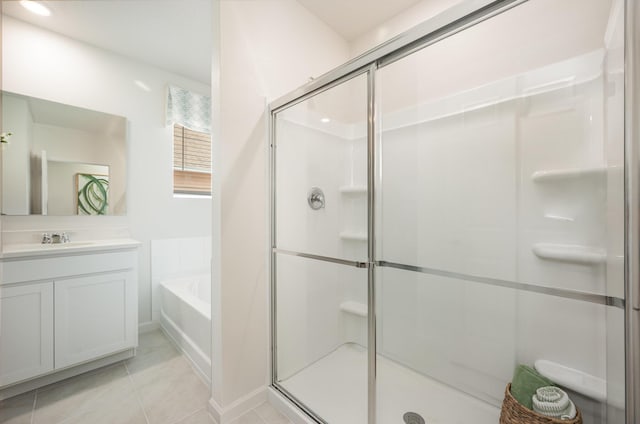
<box><xmin>166</xmin><ymin>84</ymin><xmax>212</xmax><ymax>196</ymax></box>
<box><xmin>173</xmin><ymin>124</ymin><xmax>211</xmax><ymax>195</ymax></box>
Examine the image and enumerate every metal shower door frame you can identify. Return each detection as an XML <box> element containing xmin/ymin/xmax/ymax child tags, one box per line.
<box><xmin>268</xmin><ymin>0</ymin><xmax>640</xmax><ymax>423</ymax></box>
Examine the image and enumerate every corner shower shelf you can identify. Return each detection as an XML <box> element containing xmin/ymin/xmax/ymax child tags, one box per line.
<box><xmin>531</xmin><ymin>166</ymin><xmax>608</xmax><ymax>182</ymax></box>
<box><xmin>339</xmin><ymin>301</ymin><xmax>367</xmax><ymax>317</ymax></box>
<box><xmin>532</xmin><ymin>243</ymin><xmax>606</xmax><ymax>265</ymax></box>
<box><xmin>339</xmin><ymin>231</ymin><xmax>367</xmax><ymax>242</ymax></box>
<box><xmin>339</xmin><ymin>185</ymin><xmax>367</xmax><ymax>194</ymax></box>
<box><xmin>534</xmin><ymin>360</ymin><xmax>606</xmax><ymax>402</ymax></box>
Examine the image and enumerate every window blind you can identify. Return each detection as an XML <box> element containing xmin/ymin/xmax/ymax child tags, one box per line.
<box><xmin>173</xmin><ymin>124</ymin><xmax>211</xmax><ymax>195</ymax></box>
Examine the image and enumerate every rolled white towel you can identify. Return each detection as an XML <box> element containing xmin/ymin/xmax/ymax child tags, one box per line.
<box><xmin>532</xmin><ymin>386</ymin><xmax>577</xmax><ymax>420</ymax></box>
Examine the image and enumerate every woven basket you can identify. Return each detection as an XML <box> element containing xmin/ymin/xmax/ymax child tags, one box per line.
<box><xmin>499</xmin><ymin>384</ymin><xmax>583</xmax><ymax>424</ymax></box>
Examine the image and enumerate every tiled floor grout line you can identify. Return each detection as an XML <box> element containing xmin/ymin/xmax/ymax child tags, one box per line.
<box><xmin>157</xmin><ymin>327</ymin><xmax>211</xmax><ymax>391</ymax></box>
<box><xmin>29</xmin><ymin>390</ymin><xmax>38</xmax><ymax>424</ymax></box>
<box><xmin>169</xmin><ymin>407</ymin><xmax>207</xmax><ymax>424</ymax></box>
<box><xmin>168</xmin><ymin>409</ymin><xmax>201</xmax><ymax>424</ymax></box>
<box><xmin>124</xmin><ymin>361</ymin><xmax>152</xmax><ymax>424</ymax></box>
<box><xmin>251</xmin><ymin>406</ymin><xmax>270</xmax><ymax>424</ymax></box>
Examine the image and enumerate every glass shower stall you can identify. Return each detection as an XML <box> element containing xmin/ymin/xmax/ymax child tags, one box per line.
<box><xmin>269</xmin><ymin>0</ymin><xmax>639</xmax><ymax>423</ymax></box>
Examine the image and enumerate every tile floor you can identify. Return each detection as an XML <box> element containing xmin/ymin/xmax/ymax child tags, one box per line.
<box><xmin>0</xmin><ymin>330</ymin><xmax>292</xmax><ymax>424</ymax></box>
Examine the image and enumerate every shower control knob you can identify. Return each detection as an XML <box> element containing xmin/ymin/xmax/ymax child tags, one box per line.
<box><xmin>307</xmin><ymin>187</ymin><xmax>325</xmax><ymax>210</ymax></box>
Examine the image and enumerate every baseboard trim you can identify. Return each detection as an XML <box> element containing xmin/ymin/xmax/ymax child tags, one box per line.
<box><xmin>138</xmin><ymin>321</ymin><xmax>160</xmax><ymax>334</ymax></box>
<box><xmin>208</xmin><ymin>386</ymin><xmax>267</xmax><ymax>424</ymax></box>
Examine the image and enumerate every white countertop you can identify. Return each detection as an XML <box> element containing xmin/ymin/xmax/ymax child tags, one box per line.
<box><xmin>1</xmin><ymin>238</ymin><xmax>141</xmax><ymax>259</ymax></box>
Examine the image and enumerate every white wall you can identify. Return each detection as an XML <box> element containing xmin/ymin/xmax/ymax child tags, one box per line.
<box><xmin>1</xmin><ymin>16</ymin><xmax>212</xmax><ymax>325</ymax></box>
<box><xmin>349</xmin><ymin>0</ymin><xmax>462</xmax><ymax>58</ymax></box>
<box><xmin>213</xmin><ymin>0</ymin><xmax>349</xmax><ymax>415</ymax></box>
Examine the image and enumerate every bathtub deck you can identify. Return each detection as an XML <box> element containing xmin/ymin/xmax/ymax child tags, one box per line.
<box><xmin>279</xmin><ymin>344</ymin><xmax>500</xmax><ymax>424</ymax></box>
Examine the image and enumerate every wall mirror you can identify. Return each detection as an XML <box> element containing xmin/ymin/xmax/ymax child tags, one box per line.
<box><xmin>1</xmin><ymin>91</ymin><xmax>127</xmax><ymax>215</ymax></box>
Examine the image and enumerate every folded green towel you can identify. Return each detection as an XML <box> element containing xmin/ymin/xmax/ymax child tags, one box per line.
<box><xmin>511</xmin><ymin>364</ymin><xmax>555</xmax><ymax>409</ymax></box>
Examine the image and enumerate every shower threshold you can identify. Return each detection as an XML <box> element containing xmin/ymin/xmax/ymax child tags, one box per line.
<box><xmin>279</xmin><ymin>344</ymin><xmax>500</xmax><ymax>424</ymax></box>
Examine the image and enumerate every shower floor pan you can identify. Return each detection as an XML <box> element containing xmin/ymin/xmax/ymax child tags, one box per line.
<box><xmin>280</xmin><ymin>344</ymin><xmax>500</xmax><ymax>424</ymax></box>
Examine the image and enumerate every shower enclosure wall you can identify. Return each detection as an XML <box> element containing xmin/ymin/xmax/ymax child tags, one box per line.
<box><xmin>269</xmin><ymin>0</ymin><xmax>638</xmax><ymax>423</ymax></box>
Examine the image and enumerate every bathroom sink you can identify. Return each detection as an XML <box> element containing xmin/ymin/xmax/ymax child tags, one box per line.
<box><xmin>43</xmin><ymin>241</ymin><xmax>96</xmax><ymax>248</ymax></box>
<box><xmin>2</xmin><ymin>238</ymin><xmax>141</xmax><ymax>258</ymax></box>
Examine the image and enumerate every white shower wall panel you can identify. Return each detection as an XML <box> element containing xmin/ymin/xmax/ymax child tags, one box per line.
<box><xmin>378</xmin><ymin>76</ymin><xmax>611</xmax><ymax>295</ymax></box>
<box><xmin>276</xmin><ymin>120</ymin><xmax>355</xmax><ymax>260</ymax></box>
<box><xmin>377</xmin><ymin>270</ymin><xmax>613</xmax><ymax>414</ymax></box>
<box><xmin>603</xmin><ymin>24</ymin><xmax>626</xmax><ymax>300</ymax></box>
<box><xmin>378</xmin><ymin>102</ymin><xmax>518</xmax><ymax>282</ymax></box>
<box><xmin>377</xmin><ymin>267</ymin><xmax>516</xmax><ymax>406</ymax></box>
<box><xmin>605</xmin><ymin>306</ymin><xmax>626</xmax><ymax>413</ymax></box>
<box><xmin>372</xmin><ymin>51</ymin><xmax>616</xmax><ymax>416</ymax></box>
<box><xmin>517</xmin><ymin>77</ymin><xmax>608</xmax><ymax>294</ymax></box>
<box><xmin>274</xmin><ymin>69</ymin><xmax>372</xmax><ymax>385</ymax></box>
<box><xmin>515</xmin><ymin>291</ymin><xmax>620</xmax><ymax>422</ymax></box>
<box><xmin>515</xmin><ymin>291</ymin><xmax>607</xmax><ymax>387</ymax></box>
<box><xmin>340</xmin><ymin>136</ymin><xmax>368</xmax><ymax>262</ymax></box>
<box><xmin>276</xmin><ymin>253</ymin><xmax>367</xmax><ymax>380</ymax></box>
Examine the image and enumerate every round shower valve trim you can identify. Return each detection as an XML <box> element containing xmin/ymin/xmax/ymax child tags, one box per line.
<box><xmin>307</xmin><ymin>187</ymin><xmax>325</xmax><ymax>210</ymax></box>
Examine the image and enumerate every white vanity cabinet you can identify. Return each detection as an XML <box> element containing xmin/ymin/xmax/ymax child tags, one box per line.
<box><xmin>54</xmin><ymin>271</ymin><xmax>137</xmax><ymax>369</ymax></box>
<box><xmin>0</xmin><ymin>240</ymin><xmax>139</xmax><ymax>394</ymax></box>
<box><xmin>0</xmin><ymin>282</ymin><xmax>54</xmax><ymax>387</ymax></box>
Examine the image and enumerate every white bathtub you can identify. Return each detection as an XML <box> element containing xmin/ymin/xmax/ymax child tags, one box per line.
<box><xmin>160</xmin><ymin>274</ymin><xmax>211</xmax><ymax>384</ymax></box>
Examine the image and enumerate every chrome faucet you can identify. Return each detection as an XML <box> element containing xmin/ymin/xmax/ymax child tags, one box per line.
<box><xmin>42</xmin><ymin>232</ymin><xmax>70</xmax><ymax>244</ymax></box>
<box><xmin>52</xmin><ymin>232</ymin><xmax>70</xmax><ymax>244</ymax></box>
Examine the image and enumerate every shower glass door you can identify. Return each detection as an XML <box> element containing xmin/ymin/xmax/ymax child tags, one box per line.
<box><xmin>272</xmin><ymin>72</ymin><xmax>370</xmax><ymax>423</ymax></box>
<box><xmin>271</xmin><ymin>0</ymin><xmax>630</xmax><ymax>423</ymax></box>
<box><xmin>375</xmin><ymin>0</ymin><xmax>625</xmax><ymax>423</ymax></box>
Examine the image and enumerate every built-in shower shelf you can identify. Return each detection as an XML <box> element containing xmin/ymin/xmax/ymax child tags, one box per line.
<box><xmin>339</xmin><ymin>301</ymin><xmax>367</xmax><ymax>317</ymax></box>
<box><xmin>339</xmin><ymin>185</ymin><xmax>367</xmax><ymax>194</ymax></box>
<box><xmin>534</xmin><ymin>360</ymin><xmax>606</xmax><ymax>402</ymax></box>
<box><xmin>532</xmin><ymin>243</ymin><xmax>606</xmax><ymax>265</ymax></box>
<box><xmin>531</xmin><ymin>166</ymin><xmax>609</xmax><ymax>182</ymax></box>
<box><xmin>340</xmin><ymin>232</ymin><xmax>367</xmax><ymax>241</ymax></box>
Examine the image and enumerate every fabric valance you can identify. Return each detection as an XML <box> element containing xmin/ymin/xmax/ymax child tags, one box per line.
<box><xmin>166</xmin><ymin>85</ymin><xmax>211</xmax><ymax>134</ymax></box>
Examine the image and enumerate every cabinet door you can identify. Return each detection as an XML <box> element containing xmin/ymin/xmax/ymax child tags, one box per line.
<box><xmin>54</xmin><ymin>271</ymin><xmax>137</xmax><ymax>369</ymax></box>
<box><xmin>0</xmin><ymin>282</ymin><xmax>54</xmax><ymax>387</ymax></box>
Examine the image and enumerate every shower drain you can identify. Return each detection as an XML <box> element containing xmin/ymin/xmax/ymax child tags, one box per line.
<box><xmin>403</xmin><ymin>412</ymin><xmax>426</xmax><ymax>424</ymax></box>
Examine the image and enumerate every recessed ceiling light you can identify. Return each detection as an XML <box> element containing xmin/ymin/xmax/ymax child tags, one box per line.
<box><xmin>19</xmin><ymin>0</ymin><xmax>51</xmax><ymax>17</ymax></box>
<box><xmin>320</xmin><ymin>117</ymin><xmax>330</xmax><ymax>123</ymax></box>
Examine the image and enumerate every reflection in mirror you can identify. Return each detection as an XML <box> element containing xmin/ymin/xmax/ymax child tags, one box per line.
<box><xmin>1</xmin><ymin>91</ymin><xmax>127</xmax><ymax>216</ymax></box>
<box><xmin>47</xmin><ymin>161</ymin><xmax>110</xmax><ymax>216</ymax></box>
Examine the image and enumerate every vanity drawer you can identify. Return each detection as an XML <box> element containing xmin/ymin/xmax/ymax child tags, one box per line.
<box><xmin>1</xmin><ymin>249</ymin><xmax>137</xmax><ymax>285</ymax></box>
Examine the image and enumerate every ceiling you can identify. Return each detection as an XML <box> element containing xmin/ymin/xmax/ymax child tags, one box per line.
<box><xmin>296</xmin><ymin>0</ymin><xmax>426</xmax><ymax>41</ymax></box>
<box><xmin>1</xmin><ymin>0</ymin><xmax>212</xmax><ymax>84</ymax></box>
